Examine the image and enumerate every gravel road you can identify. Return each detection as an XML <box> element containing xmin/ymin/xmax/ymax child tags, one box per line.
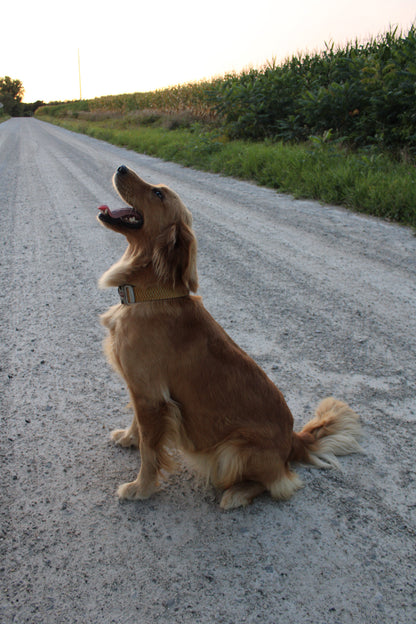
<box><xmin>1</xmin><ymin>117</ymin><xmax>415</xmax><ymax>624</ymax></box>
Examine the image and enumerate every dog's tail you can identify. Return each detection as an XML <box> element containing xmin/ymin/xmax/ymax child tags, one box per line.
<box><xmin>289</xmin><ymin>397</ymin><xmax>362</xmax><ymax>469</ymax></box>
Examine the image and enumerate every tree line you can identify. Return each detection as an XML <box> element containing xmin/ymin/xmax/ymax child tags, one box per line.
<box><xmin>0</xmin><ymin>76</ymin><xmax>43</xmax><ymax>116</ymax></box>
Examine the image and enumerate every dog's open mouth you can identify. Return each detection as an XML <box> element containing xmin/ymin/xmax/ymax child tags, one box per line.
<box><xmin>98</xmin><ymin>205</ymin><xmax>144</xmax><ymax>229</ymax></box>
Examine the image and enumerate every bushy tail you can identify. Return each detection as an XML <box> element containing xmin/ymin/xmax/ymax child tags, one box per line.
<box><xmin>290</xmin><ymin>397</ymin><xmax>363</xmax><ymax>469</ymax></box>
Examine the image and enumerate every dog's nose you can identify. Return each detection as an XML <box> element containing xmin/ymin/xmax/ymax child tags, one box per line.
<box><xmin>117</xmin><ymin>165</ymin><xmax>128</xmax><ymax>175</ymax></box>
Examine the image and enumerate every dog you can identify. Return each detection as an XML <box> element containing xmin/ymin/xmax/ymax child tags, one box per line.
<box><xmin>97</xmin><ymin>165</ymin><xmax>362</xmax><ymax>509</ymax></box>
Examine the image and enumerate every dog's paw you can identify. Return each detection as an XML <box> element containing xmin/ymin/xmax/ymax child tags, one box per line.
<box><xmin>111</xmin><ymin>428</ymin><xmax>139</xmax><ymax>448</ymax></box>
<box><xmin>220</xmin><ymin>488</ymin><xmax>251</xmax><ymax>510</ymax></box>
<box><xmin>220</xmin><ymin>482</ymin><xmax>266</xmax><ymax>510</ymax></box>
<box><xmin>117</xmin><ymin>480</ymin><xmax>156</xmax><ymax>501</ymax></box>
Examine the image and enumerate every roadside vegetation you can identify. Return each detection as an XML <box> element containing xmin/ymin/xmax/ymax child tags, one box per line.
<box><xmin>0</xmin><ymin>76</ymin><xmax>43</xmax><ymax>117</ymax></box>
<box><xmin>36</xmin><ymin>27</ymin><xmax>416</xmax><ymax>228</ymax></box>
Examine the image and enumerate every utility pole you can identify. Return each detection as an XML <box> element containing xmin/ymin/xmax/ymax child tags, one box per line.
<box><xmin>78</xmin><ymin>48</ymin><xmax>82</xmax><ymax>100</ymax></box>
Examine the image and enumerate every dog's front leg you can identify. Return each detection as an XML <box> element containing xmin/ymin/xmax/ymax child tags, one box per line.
<box><xmin>111</xmin><ymin>416</ymin><xmax>140</xmax><ymax>448</ymax></box>
<box><xmin>117</xmin><ymin>439</ymin><xmax>159</xmax><ymax>500</ymax></box>
<box><xmin>116</xmin><ymin>397</ymin><xmax>174</xmax><ymax>501</ymax></box>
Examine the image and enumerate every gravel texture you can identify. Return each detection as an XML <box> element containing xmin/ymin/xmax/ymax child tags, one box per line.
<box><xmin>1</xmin><ymin>117</ymin><xmax>415</xmax><ymax>623</ymax></box>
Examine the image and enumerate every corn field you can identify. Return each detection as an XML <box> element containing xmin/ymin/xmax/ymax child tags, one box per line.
<box><xmin>38</xmin><ymin>26</ymin><xmax>416</xmax><ymax>153</ymax></box>
<box><xmin>212</xmin><ymin>26</ymin><xmax>416</xmax><ymax>152</ymax></box>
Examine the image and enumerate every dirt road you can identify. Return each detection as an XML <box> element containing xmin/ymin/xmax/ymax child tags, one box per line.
<box><xmin>1</xmin><ymin>117</ymin><xmax>415</xmax><ymax>623</ymax></box>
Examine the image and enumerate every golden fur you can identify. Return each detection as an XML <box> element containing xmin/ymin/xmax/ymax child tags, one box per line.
<box><xmin>98</xmin><ymin>166</ymin><xmax>362</xmax><ymax>509</ymax></box>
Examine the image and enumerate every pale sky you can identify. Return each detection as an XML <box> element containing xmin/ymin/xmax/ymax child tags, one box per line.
<box><xmin>2</xmin><ymin>0</ymin><xmax>415</xmax><ymax>103</ymax></box>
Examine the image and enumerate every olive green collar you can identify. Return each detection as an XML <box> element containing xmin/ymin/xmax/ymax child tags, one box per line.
<box><xmin>118</xmin><ymin>284</ymin><xmax>189</xmax><ymax>304</ymax></box>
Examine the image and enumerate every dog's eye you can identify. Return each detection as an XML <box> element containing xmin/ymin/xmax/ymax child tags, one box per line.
<box><xmin>153</xmin><ymin>188</ymin><xmax>164</xmax><ymax>200</ymax></box>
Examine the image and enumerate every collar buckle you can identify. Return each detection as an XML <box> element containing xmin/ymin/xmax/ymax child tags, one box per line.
<box><xmin>118</xmin><ymin>284</ymin><xmax>136</xmax><ymax>304</ymax></box>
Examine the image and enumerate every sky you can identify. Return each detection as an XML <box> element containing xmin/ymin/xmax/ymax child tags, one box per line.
<box><xmin>2</xmin><ymin>0</ymin><xmax>415</xmax><ymax>103</ymax></box>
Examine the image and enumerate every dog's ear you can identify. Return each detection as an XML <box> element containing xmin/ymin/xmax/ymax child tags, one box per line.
<box><xmin>152</xmin><ymin>221</ymin><xmax>198</xmax><ymax>292</ymax></box>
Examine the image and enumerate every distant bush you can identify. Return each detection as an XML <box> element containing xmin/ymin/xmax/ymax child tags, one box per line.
<box><xmin>37</xmin><ymin>99</ymin><xmax>91</xmax><ymax>118</ymax></box>
<box><xmin>22</xmin><ymin>101</ymin><xmax>44</xmax><ymax>116</ymax></box>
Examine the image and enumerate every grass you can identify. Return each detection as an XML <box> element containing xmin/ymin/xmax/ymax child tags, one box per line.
<box><xmin>37</xmin><ymin>113</ymin><xmax>416</xmax><ymax>229</ymax></box>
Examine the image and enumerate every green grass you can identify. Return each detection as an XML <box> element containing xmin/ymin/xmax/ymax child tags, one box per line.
<box><xmin>37</xmin><ymin>115</ymin><xmax>416</xmax><ymax>228</ymax></box>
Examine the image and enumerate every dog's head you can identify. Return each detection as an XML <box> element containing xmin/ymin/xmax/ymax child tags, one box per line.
<box><xmin>98</xmin><ymin>166</ymin><xmax>198</xmax><ymax>292</ymax></box>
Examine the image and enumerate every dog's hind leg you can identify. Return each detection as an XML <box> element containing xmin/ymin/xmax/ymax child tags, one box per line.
<box><xmin>220</xmin><ymin>481</ymin><xmax>266</xmax><ymax>510</ymax></box>
<box><xmin>268</xmin><ymin>468</ymin><xmax>303</xmax><ymax>500</ymax></box>
<box><xmin>219</xmin><ymin>445</ymin><xmax>303</xmax><ymax>509</ymax></box>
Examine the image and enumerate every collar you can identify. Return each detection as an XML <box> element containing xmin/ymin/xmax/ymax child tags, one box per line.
<box><xmin>118</xmin><ymin>284</ymin><xmax>189</xmax><ymax>304</ymax></box>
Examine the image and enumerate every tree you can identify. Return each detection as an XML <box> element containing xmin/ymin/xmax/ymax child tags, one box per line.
<box><xmin>0</xmin><ymin>76</ymin><xmax>24</xmax><ymax>116</ymax></box>
<box><xmin>23</xmin><ymin>100</ymin><xmax>44</xmax><ymax>116</ymax></box>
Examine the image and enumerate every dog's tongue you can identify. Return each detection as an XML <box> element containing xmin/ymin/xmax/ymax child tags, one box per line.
<box><xmin>98</xmin><ymin>204</ymin><xmax>134</xmax><ymax>219</ymax></box>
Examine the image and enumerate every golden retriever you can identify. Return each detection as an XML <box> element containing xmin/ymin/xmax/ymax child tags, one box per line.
<box><xmin>97</xmin><ymin>165</ymin><xmax>362</xmax><ymax>509</ymax></box>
